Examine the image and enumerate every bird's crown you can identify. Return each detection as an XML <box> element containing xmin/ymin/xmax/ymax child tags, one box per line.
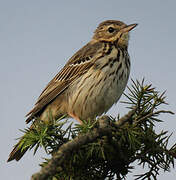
<box><xmin>92</xmin><ymin>20</ymin><xmax>137</xmax><ymax>48</ymax></box>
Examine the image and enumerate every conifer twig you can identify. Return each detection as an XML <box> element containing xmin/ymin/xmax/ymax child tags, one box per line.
<box><xmin>31</xmin><ymin>109</ymin><xmax>136</xmax><ymax>180</ymax></box>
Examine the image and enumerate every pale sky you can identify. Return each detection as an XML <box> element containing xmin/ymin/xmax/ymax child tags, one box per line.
<box><xmin>1</xmin><ymin>0</ymin><xmax>176</xmax><ymax>179</ymax></box>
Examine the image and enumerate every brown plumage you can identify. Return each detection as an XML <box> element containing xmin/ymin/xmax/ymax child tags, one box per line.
<box><xmin>7</xmin><ymin>20</ymin><xmax>137</xmax><ymax>162</ymax></box>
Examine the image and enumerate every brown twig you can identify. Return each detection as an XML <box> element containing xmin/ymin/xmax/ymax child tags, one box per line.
<box><xmin>135</xmin><ymin>110</ymin><xmax>174</xmax><ymax>125</ymax></box>
<box><xmin>31</xmin><ymin>109</ymin><xmax>136</xmax><ymax>180</ymax></box>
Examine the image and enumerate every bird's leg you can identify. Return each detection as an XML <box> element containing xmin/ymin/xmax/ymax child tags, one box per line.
<box><xmin>68</xmin><ymin>113</ymin><xmax>83</xmax><ymax>124</ymax></box>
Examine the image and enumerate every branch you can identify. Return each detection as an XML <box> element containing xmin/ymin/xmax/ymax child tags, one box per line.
<box><xmin>135</xmin><ymin>110</ymin><xmax>174</xmax><ymax>124</ymax></box>
<box><xmin>31</xmin><ymin>109</ymin><xmax>136</xmax><ymax>180</ymax></box>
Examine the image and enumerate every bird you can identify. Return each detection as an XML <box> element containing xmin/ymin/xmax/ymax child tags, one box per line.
<box><xmin>7</xmin><ymin>20</ymin><xmax>137</xmax><ymax>162</ymax></box>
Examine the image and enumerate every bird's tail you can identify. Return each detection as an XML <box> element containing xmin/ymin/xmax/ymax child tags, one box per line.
<box><xmin>7</xmin><ymin>140</ymin><xmax>29</xmax><ymax>162</ymax></box>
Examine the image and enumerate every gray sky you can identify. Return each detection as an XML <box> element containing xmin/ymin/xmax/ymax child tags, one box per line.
<box><xmin>1</xmin><ymin>0</ymin><xmax>176</xmax><ymax>179</ymax></box>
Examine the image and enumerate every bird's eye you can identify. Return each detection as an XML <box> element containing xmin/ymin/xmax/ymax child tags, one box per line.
<box><xmin>108</xmin><ymin>27</ymin><xmax>115</xmax><ymax>33</ymax></box>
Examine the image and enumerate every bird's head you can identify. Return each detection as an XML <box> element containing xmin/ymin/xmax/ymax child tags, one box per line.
<box><xmin>93</xmin><ymin>20</ymin><xmax>137</xmax><ymax>49</ymax></box>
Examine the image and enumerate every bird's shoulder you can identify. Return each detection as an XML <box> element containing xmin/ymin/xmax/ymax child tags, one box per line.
<box><xmin>38</xmin><ymin>41</ymin><xmax>106</xmax><ymax>99</ymax></box>
<box><xmin>65</xmin><ymin>40</ymin><xmax>105</xmax><ymax>67</ymax></box>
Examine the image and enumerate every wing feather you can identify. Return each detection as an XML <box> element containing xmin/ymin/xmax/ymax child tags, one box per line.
<box><xmin>26</xmin><ymin>41</ymin><xmax>105</xmax><ymax>123</ymax></box>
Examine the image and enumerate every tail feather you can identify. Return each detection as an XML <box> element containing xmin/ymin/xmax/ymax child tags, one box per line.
<box><xmin>7</xmin><ymin>122</ymin><xmax>34</xmax><ymax>162</ymax></box>
<box><xmin>7</xmin><ymin>142</ymin><xmax>28</xmax><ymax>162</ymax></box>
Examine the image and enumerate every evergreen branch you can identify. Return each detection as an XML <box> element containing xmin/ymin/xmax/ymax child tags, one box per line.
<box><xmin>134</xmin><ymin>110</ymin><xmax>174</xmax><ymax>125</ymax></box>
<box><xmin>31</xmin><ymin>109</ymin><xmax>136</xmax><ymax>180</ymax></box>
<box><xmin>13</xmin><ymin>79</ymin><xmax>175</xmax><ymax>180</ymax></box>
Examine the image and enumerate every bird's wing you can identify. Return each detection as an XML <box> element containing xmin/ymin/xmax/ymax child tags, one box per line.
<box><xmin>26</xmin><ymin>41</ymin><xmax>105</xmax><ymax>123</ymax></box>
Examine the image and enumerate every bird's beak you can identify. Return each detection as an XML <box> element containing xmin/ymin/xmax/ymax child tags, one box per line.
<box><xmin>121</xmin><ymin>23</ymin><xmax>138</xmax><ymax>33</ymax></box>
